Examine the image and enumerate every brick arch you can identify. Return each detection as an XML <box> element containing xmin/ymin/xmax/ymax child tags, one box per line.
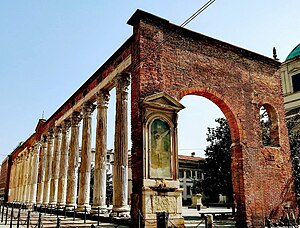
<box><xmin>178</xmin><ymin>87</ymin><xmax>241</xmax><ymax>144</ymax></box>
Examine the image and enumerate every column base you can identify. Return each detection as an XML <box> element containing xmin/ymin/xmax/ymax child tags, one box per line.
<box><xmin>65</xmin><ymin>204</ymin><xmax>77</xmax><ymax>211</ymax></box>
<box><xmin>56</xmin><ymin>203</ymin><xmax>66</xmax><ymax>210</ymax></box>
<box><xmin>48</xmin><ymin>202</ymin><xmax>57</xmax><ymax>208</ymax></box>
<box><xmin>91</xmin><ymin>205</ymin><xmax>108</xmax><ymax>214</ymax></box>
<box><xmin>111</xmin><ymin>205</ymin><xmax>130</xmax><ymax>217</ymax></box>
<box><xmin>76</xmin><ymin>204</ymin><xmax>91</xmax><ymax>213</ymax></box>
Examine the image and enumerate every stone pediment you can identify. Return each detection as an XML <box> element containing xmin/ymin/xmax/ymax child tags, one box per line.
<box><xmin>143</xmin><ymin>92</ymin><xmax>185</xmax><ymax>111</ymax></box>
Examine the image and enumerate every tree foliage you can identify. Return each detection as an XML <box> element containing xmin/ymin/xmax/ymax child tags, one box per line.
<box><xmin>200</xmin><ymin>114</ymin><xmax>300</xmax><ymax>204</ymax></box>
<box><xmin>202</xmin><ymin>118</ymin><xmax>233</xmax><ymax>203</ymax></box>
<box><xmin>286</xmin><ymin>115</ymin><xmax>300</xmax><ymax>196</ymax></box>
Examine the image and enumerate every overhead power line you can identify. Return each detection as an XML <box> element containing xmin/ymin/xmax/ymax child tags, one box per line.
<box><xmin>180</xmin><ymin>0</ymin><xmax>216</xmax><ymax>28</ymax></box>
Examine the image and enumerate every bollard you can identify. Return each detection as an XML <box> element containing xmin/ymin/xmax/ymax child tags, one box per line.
<box><xmin>1</xmin><ymin>201</ymin><xmax>4</xmax><ymax>222</ymax></box>
<box><xmin>5</xmin><ymin>205</ymin><xmax>8</xmax><ymax>225</ymax></box>
<box><xmin>9</xmin><ymin>204</ymin><xmax>14</xmax><ymax>228</ymax></box>
<box><xmin>156</xmin><ymin>212</ymin><xmax>168</xmax><ymax>228</ymax></box>
<box><xmin>27</xmin><ymin>210</ymin><xmax>31</xmax><ymax>228</ymax></box>
<box><xmin>17</xmin><ymin>208</ymin><xmax>21</xmax><ymax>228</ymax></box>
<box><xmin>84</xmin><ymin>206</ymin><xmax>87</xmax><ymax>224</ymax></box>
<box><xmin>37</xmin><ymin>213</ymin><xmax>43</xmax><ymax>228</ymax></box>
<box><xmin>64</xmin><ymin>206</ymin><xmax>66</xmax><ymax>219</ymax></box>
<box><xmin>97</xmin><ymin>207</ymin><xmax>100</xmax><ymax>226</ymax></box>
<box><xmin>206</xmin><ymin>214</ymin><xmax>213</xmax><ymax>228</ymax></box>
<box><xmin>56</xmin><ymin>216</ymin><xmax>61</xmax><ymax>228</ymax></box>
<box><xmin>138</xmin><ymin>210</ymin><xmax>141</xmax><ymax>228</ymax></box>
<box><xmin>73</xmin><ymin>206</ymin><xmax>76</xmax><ymax>221</ymax></box>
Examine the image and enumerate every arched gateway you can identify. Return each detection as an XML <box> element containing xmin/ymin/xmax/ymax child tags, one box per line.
<box><xmin>128</xmin><ymin>10</ymin><xmax>297</xmax><ymax>227</ymax></box>
<box><xmin>6</xmin><ymin>10</ymin><xmax>297</xmax><ymax>228</ymax></box>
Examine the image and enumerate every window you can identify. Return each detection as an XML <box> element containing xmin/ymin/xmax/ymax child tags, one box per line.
<box><xmin>187</xmin><ymin>186</ymin><xmax>191</xmax><ymax>196</ymax></box>
<box><xmin>179</xmin><ymin>169</ymin><xmax>184</xmax><ymax>178</ymax></box>
<box><xmin>186</xmin><ymin>170</ymin><xmax>191</xmax><ymax>178</ymax></box>
<box><xmin>292</xmin><ymin>74</ymin><xmax>300</xmax><ymax>93</ymax></box>
<box><xmin>260</xmin><ymin>105</ymin><xmax>279</xmax><ymax>147</ymax></box>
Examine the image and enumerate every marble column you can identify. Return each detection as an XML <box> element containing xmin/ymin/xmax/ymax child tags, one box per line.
<box><xmin>37</xmin><ymin>136</ymin><xmax>47</xmax><ymax>205</ymax></box>
<box><xmin>9</xmin><ymin>161</ymin><xmax>15</xmax><ymax>202</ymax></box>
<box><xmin>22</xmin><ymin>152</ymin><xmax>29</xmax><ymax>203</ymax></box>
<box><xmin>25</xmin><ymin>147</ymin><xmax>34</xmax><ymax>204</ymax></box>
<box><xmin>18</xmin><ymin>156</ymin><xmax>24</xmax><ymax>202</ymax></box>
<box><xmin>112</xmin><ymin>73</ymin><xmax>130</xmax><ymax>216</ymax></box>
<box><xmin>77</xmin><ymin>102</ymin><xmax>96</xmax><ymax>212</ymax></box>
<box><xmin>49</xmin><ymin>126</ymin><xmax>62</xmax><ymax>206</ymax></box>
<box><xmin>57</xmin><ymin>120</ymin><xmax>71</xmax><ymax>208</ymax></box>
<box><xmin>43</xmin><ymin>130</ymin><xmax>54</xmax><ymax>206</ymax></box>
<box><xmin>92</xmin><ymin>90</ymin><xmax>110</xmax><ymax>213</ymax></box>
<box><xmin>16</xmin><ymin>159</ymin><xmax>21</xmax><ymax>202</ymax></box>
<box><xmin>66</xmin><ymin>112</ymin><xmax>82</xmax><ymax>210</ymax></box>
<box><xmin>29</xmin><ymin>142</ymin><xmax>41</xmax><ymax>206</ymax></box>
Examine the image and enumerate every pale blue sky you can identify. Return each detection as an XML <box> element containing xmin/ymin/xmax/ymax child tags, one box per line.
<box><xmin>1</xmin><ymin>1</ymin><xmax>299</xmax><ymax>161</ymax></box>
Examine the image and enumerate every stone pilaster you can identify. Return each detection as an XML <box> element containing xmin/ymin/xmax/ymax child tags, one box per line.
<box><xmin>37</xmin><ymin>136</ymin><xmax>47</xmax><ymax>205</ymax></box>
<box><xmin>43</xmin><ymin>129</ymin><xmax>54</xmax><ymax>206</ymax></box>
<box><xmin>57</xmin><ymin>120</ymin><xmax>71</xmax><ymax>208</ymax></box>
<box><xmin>49</xmin><ymin>126</ymin><xmax>62</xmax><ymax>206</ymax></box>
<box><xmin>77</xmin><ymin>102</ymin><xmax>96</xmax><ymax>212</ymax></box>
<box><xmin>29</xmin><ymin>142</ymin><xmax>41</xmax><ymax>206</ymax></box>
<box><xmin>92</xmin><ymin>90</ymin><xmax>110</xmax><ymax>213</ymax></box>
<box><xmin>18</xmin><ymin>156</ymin><xmax>24</xmax><ymax>202</ymax></box>
<box><xmin>112</xmin><ymin>73</ymin><xmax>130</xmax><ymax>216</ymax></box>
<box><xmin>66</xmin><ymin>112</ymin><xmax>82</xmax><ymax>210</ymax></box>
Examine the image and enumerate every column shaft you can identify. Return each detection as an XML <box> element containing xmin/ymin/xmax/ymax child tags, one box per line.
<box><xmin>92</xmin><ymin>90</ymin><xmax>110</xmax><ymax>212</ymax></box>
<box><xmin>57</xmin><ymin>120</ymin><xmax>71</xmax><ymax>208</ymax></box>
<box><xmin>49</xmin><ymin>127</ymin><xmax>62</xmax><ymax>206</ymax></box>
<box><xmin>112</xmin><ymin>73</ymin><xmax>130</xmax><ymax>216</ymax></box>
<box><xmin>37</xmin><ymin>137</ymin><xmax>47</xmax><ymax>205</ymax></box>
<box><xmin>66</xmin><ymin>112</ymin><xmax>82</xmax><ymax>210</ymax></box>
<box><xmin>77</xmin><ymin>103</ymin><xmax>95</xmax><ymax>211</ymax></box>
<box><xmin>29</xmin><ymin>142</ymin><xmax>41</xmax><ymax>205</ymax></box>
<box><xmin>25</xmin><ymin>148</ymin><xmax>33</xmax><ymax>204</ymax></box>
<box><xmin>43</xmin><ymin>130</ymin><xmax>54</xmax><ymax>206</ymax></box>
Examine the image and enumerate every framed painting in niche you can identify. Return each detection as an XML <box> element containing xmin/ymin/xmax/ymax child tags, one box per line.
<box><xmin>149</xmin><ymin>118</ymin><xmax>172</xmax><ymax>179</ymax></box>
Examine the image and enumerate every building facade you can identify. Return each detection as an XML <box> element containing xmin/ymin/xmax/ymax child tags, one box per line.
<box><xmin>281</xmin><ymin>44</ymin><xmax>300</xmax><ymax>119</ymax></box>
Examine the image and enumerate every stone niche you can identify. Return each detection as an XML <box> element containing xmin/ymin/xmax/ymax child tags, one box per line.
<box><xmin>141</xmin><ymin>92</ymin><xmax>185</xmax><ymax>227</ymax></box>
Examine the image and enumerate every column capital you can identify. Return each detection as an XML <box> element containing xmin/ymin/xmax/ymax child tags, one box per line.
<box><xmin>96</xmin><ymin>90</ymin><xmax>110</xmax><ymax>107</ymax></box>
<box><xmin>47</xmin><ymin>128</ymin><xmax>55</xmax><ymax>142</ymax></box>
<box><xmin>71</xmin><ymin>111</ymin><xmax>82</xmax><ymax>127</ymax></box>
<box><xmin>115</xmin><ymin>73</ymin><xmax>130</xmax><ymax>91</ymax></box>
<box><xmin>61</xmin><ymin>119</ymin><xmax>71</xmax><ymax>134</ymax></box>
<box><xmin>54</xmin><ymin>126</ymin><xmax>62</xmax><ymax>136</ymax></box>
<box><xmin>82</xmin><ymin>102</ymin><xmax>96</xmax><ymax>117</ymax></box>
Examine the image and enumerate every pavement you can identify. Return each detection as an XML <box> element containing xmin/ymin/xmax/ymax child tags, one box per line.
<box><xmin>0</xmin><ymin>206</ymin><xmax>235</xmax><ymax>227</ymax></box>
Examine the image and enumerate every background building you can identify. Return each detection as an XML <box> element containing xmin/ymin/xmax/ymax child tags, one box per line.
<box><xmin>281</xmin><ymin>44</ymin><xmax>300</xmax><ymax>120</ymax></box>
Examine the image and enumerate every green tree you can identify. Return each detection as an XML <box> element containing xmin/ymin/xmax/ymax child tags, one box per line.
<box><xmin>202</xmin><ymin>118</ymin><xmax>233</xmax><ymax>203</ymax></box>
<box><xmin>287</xmin><ymin>115</ymin><xmax>300</xmax><ymax>196</ymax></box>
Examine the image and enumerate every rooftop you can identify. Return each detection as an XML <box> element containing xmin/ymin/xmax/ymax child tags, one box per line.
<box><xmin>286</xmin><ymin>44</ymin><xmax>300</xmax><ymax>61</ymax></box>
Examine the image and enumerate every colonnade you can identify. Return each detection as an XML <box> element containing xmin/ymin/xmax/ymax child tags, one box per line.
<box><xmin>9</xmin><ymin>73</ymin><xmax>130</xmax><ymax>216</ymax></box>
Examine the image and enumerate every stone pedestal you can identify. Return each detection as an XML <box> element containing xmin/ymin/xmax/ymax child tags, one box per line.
<box><xmin>141</xmin><ymin>180</ymin><xmax>185</xmax><ymax>228</ymax></box>
<box><xmin>191</xmin><ymin>194</ymin><xmax>203</xmax><ymax>209</ymax></box>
